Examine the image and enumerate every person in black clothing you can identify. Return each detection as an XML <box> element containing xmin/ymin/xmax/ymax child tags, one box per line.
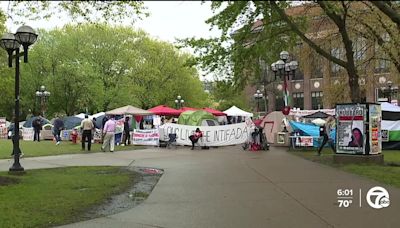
<box><xmin>122</xmin><ymin>116</ymin><xmax>131</xmax><ymax>146</ymax></box>
<box><xmin>32</xmin><ymin>116</ymin><xmax>43</xmax><ymax>142</ymax></box>
<box><xmin>317</xmin><ymin>116</ymin><xmax>336</xmax><ymax>155</ymax></box>
<box><xmin>53</xmin><ymin>116</ymin><xmax>64</xmax><ymax>145</ymax></box>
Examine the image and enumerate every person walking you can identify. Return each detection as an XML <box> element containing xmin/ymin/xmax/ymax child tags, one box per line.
<box><xmin>80</xmin><ymin>114</ymin><xmax>94</xmax><ymax>151</ymax></box>
<box><xmin>32</xmin><ymin>116</ymin><xmax>43</xmax><ymax>142</ymax></box>
<box><xmin>101</xmin><ymin>115</ymin><xmax>109</xmax><ymax>143</ymax></box>
<box><xmin>317</xmin><ymin>116</ymin><xmax>336</xmax><ymax>156</ymax></box>
<box><xmin>121</xmin><ymin>116</ymin><xmax>131</xmax><ymax>146</ymax></box>
<box><xmin>101</xmin><ymin>115</ymin><xmax>116</xmax><ymax>152</ymax></box>
<box><xmin>53</xmin><ymin>115</ymin><xmax>64</xmax><ymax>145</ymax></box>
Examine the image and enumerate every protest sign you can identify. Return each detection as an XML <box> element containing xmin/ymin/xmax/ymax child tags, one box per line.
<box><xmin>131</xmin><ymin>129</ymin><xmax>160</xmax><ymax>146</ymax></box>
<box><xmin>159</xmin><ymin>122</ymin><xmax>251</xmax><ymax>146</ymax></box>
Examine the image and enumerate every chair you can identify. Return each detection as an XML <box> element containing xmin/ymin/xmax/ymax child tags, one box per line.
<box><xmin>167</xmin><ymin>133</ymin><xmax>177</xmax><ymax>148</ymax></box>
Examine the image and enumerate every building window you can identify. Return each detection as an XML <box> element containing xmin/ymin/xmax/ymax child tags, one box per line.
<box><xmin>292</xmin><ymin>92</ymin><xmax>304</xmax><ymax>110</ymax></box>
<box><xmin>275</xmin><ymin>95</ymin><xmax>285</xmax><ymax>111</ymax></box>
<box><xmin>353</xmin><ymin>37</ymin><xmax>367</xmax><ymax>61</ymax></box>
<box><xmin>330</xmin><ymin>47</ymin><xmax>344</xmax><ymax>75</ymax></box>
<box><xmin>311</xmin><ymin>54</ymin><xmax>323</xmax><ymax>78</ymax></box>
<box><xmin>374</xmin><ymin>44</ymin><xmax>390</xmax><ymax>74</ymax></box>
<box><xmin>311</xmin><ymin>91</ymin><xmax>323</xmax><ymax>110</ymax></box>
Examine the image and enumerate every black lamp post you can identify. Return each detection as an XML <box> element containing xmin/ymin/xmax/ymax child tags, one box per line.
<box><xmin>0</xmin><ymin>25</ymin><xmax>38</xmax><ymax>172</ymax></box>
<box><xmin>253</xmin><ymin>89</ymin><xmax>263</xmax><ymax>113</ymax></box>
<box><xmin>271</xmin><ymin>51</ymin><xmax>298</xmax><ymax>132</ymax></box>
<box><xmin>380</xmin><ymin>80</ymin><xmax>398</xmax><ymax>104</ymax></box>
<box><xmin>35</xmin><ymin>85</ymin><xmax>50</xmax><ymax>117</ymax></box>
<box><xmin>175</xmin><ymin>95</ymin><xmax>184</xmax><ymax>109</ymax></box>
<box><xmin>271</xmin><ymin>51</ymin><xmax>298</xmax><ymax>107</ymax></box>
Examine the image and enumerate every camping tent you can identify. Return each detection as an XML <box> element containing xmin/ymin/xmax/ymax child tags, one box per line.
<box><xmin>223</xmin><ymin>106</ymin><xmax>253</xmax><ymax>117</ymax></box>
<box><xmin>201</xmin><ymin>107</ymin><xmax>226</xmax><ymax>116</ymax></box>
<box><xmin>23</xmin><ymin>116</ymin><xmax>50</xmax><ymax>128</ymax></box>
<box><xmin>381</xmin><ymin>102</ymin><xmax>400</xmax><ymax>149</ymax></box>
<box><xmin>106</xmin><ymin>105</ymin><xmax>153</xmax><ymax>116</ymax></box>
<box><xmin>303</xmin><ymin>111</ymin><xmax>331</xmax><ymax>119</ymax></box>
<box><xmin>148</xmin><ymin>105</ymin><xmax>181</xmax><ymax>116</ymax></box>
<box><xmin>178</xmin><ymin>110</ymin><xmax>217</xmax><ymax>126</ymax></box>
<box><xmin>259</xmin><ymin>111</ymin><xmax>291</xmax><ymax>144</ymax></box>
<box><xmin>63</xmin><ymin>116</ymin><xmax>83</xmax><ymax>130</ymax></box>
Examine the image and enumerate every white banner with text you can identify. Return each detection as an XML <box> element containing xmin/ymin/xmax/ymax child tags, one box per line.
<box><xmin>131</xmin><ymin>129</ymin><xmax>160</xmax><ymax>146</ymax></box>
<box><xmin>159</xmin><ymin>122</ymin><xmax>251</xmax><ymax>146</ymax></box>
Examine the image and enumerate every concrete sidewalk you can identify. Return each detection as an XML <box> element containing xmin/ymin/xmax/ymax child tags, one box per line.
<box><xmin>2</xmin><ymin>146</ymin><xmax>399</xmax><ymax>228</ymax></box>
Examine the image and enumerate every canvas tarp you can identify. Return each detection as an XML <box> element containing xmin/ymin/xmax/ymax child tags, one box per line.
<box><xmin>178</xmin><ymin>110</ymin><xmax>216</xmax><ymax>126</ymax></box>
<box><xmin>290</xmin><ymin>121</ymin><xmax>336</xmax><ymax>147</ymax></box>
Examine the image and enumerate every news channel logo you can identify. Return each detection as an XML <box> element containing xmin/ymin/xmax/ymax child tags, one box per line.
<box><xmin>366</xmin><ymin>186</ymin><xmax>390</xmax><ymax>209</ymax></box>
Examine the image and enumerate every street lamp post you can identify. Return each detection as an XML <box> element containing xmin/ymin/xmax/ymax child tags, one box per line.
<box><xmin>380</xmin><ymin>80</ymin><xmax>398</xmax><ymax>104</ymax></box>
<box><xmin>271</xmin><ymin>51</ymin><xmax>298</xmax><ymax>132</ymax></box>
<box><xmin>35</xmin><ymin>85</ymin><xmax>50</xmax><ymax>117</ymax></box>
<box><xmin>175</xmin><ymin>95</ymin><xmax>184</xmax><ymax>109</ymax></box>
<box><xmin>271</xmin><ymin>51</ymin><xmax>298</xmax><ymax>107</ymax></box>
<box><xmin>0</xmin><ymin>25</ymin><xmax>38</xmax><ymax>172</ymax></box>
<box><xmin>253</xmin><ymin>90</ymin><xmax>263</xmax><ymax>113</ymax></box>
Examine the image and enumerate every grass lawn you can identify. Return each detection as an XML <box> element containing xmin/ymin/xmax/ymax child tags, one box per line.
<box><xmin>0</xmin><ymin>166</ymin><xmax>135</xmax><ymax>228</ymax></box>
<box><xmin>0</xmin><ymin>139</ymin><xmax>145</xmax><ymax>159</ymax></box>
<box><xmin>291</xmin><ymin>148</ymin><xmax>400</xmax><ymax>188</ymax></box>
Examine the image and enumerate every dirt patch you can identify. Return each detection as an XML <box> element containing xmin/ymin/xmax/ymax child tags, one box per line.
<box><xmin>0</xmin><ymin>176</ymin><xmax>20</xmax><ymax>186</ymax></box>
<box><xmin>83</xmin><ymin>166</ymin><xmax>163</xmax><ymax>219</ymax></box>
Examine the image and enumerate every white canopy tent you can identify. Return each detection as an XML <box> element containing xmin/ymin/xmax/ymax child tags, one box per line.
<box><xmin>223</xmin><ymin>106</ymin><xmax>253</xmax><ymax>117</ymax></box>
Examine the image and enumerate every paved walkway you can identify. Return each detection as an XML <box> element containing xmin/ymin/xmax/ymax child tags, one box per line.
<box><xmin>1</xmin><ymin>146</ymin><xmax>399</xmax><ymax>228</ymax></box>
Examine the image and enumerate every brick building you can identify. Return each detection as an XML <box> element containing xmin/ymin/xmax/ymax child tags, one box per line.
<box><xmin>244</xmin><ymin>3</ymin><xmax>399</xmax><ymax>113</ymax></box>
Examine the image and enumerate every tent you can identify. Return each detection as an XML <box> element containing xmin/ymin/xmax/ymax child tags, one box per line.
<box><xmin>201</xmin><ymin>107</ymin><xmax>226</xmax><ymax>116</ymax></box>
<box><xmin>106</xmin><ymin>105</ymin><xmax>153</xmax><ymax>116</ymax></box>
<box><xmin>179</xmin><ymin>107</ymin><xmax>198</xmax><ymax>112</ymax></box>
<box><xmin>259</xmin><ymin>111</ymin><xmax>291</xmax><ymax>144</ymax></box>
<box><xmin>381</xmin><ymin>102</ymin><xmax>400</xmax><ymax>149</ymax></box>
<box><xmin>178</xmin><ymin>110</ymin><xmax>217</xmax><ymax>126</ymax></box>
<box><xmin>23</xmin><ymin>116</ymin><xmax>50</xmax><ymax>128</ymax></box>
<box><xmin>63</xmin><ymin>116</ymin><xmax>83</xmax><ymax>130</ymax></box>
<box><xmin>290</xmin><ymin>121</ymin><xmax>336</xmax><ymax>147</ymax></box>
<box><xmin>303</xmin><ymin>111</ymin><xmax>331</xmax><ymax>119</ymax></box>
<box><xmin>223</xmin><ymin>106</ymin><xmax>253</xmax><ymax>117</ymax></box>
<box><xmin>148</xmin><ymin>105</ymin><xmax>181</xmax><ymax>116</ymax></box>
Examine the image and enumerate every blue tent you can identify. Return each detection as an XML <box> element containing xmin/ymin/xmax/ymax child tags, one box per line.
<box><xmin>289</xmin><ymin>121</ymin><xmax>336</xmax><ymax>147</ymax></box>
<box><xmin>23</xmin><ymin>116</ymin><xmax>50</xmax><ymax>128</ymax></box>
<box><xmin>63</xmin><ymin>116</ymin><xmax>83</xmax><ymax>130</ymax></box>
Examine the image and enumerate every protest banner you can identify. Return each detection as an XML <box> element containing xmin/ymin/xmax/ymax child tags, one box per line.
<box><xmin>131</xmin><ymin>129</ymin><xmax>160</xmax><ymax>146</ymax></box>
<box><xmin>22</xmin><ymin>127</ymin><xmax>34</xmax><ymax>141</ymax></box>
<box><xmin>159</xmin><ymin>122</ymin><xmax>251</xmax><ymax>146</ymax></box>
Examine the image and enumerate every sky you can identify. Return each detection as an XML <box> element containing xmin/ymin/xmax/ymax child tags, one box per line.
<box><xmin>1</xmin><ymin>1</ymin><xmax>221</xmax><ymax>81</ymax></box>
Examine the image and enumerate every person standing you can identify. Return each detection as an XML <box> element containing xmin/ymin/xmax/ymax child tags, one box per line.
<box><xmin>80</xmin><ymin>114</ymin><xmax>94</xmax><ymax>151</ymax></box>
<box><xmin>102</xmin><ymin>115</ymin><xmax>116</xmax><ymax>152</ymax></box>
<box><xmin>101</xmin><ymin>115</ymin><xmax>109</xmax><ymax>143</ymax></box>
<box><xmin>53</xmin><ymin>115</ymin><xmax>64</xmax><ymax>145</ymax></box>
<box><xmin>317</xmin><ymin>116</ymin><xmax>336</xmax><ymax>156</ymax></box>
<box><xmin>121</xmin><ymin>116</ymin><xmax>131</xmax><ymax>146</ymax></box>
<box><xmin>33</xmin><ymin>116</ymin><xmax>43</xmax><ymax>142</ymax></box>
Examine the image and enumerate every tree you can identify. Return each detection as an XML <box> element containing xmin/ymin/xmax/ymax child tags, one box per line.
<box><xmin>182</xmin><ymin>1</ymin><xmax>400</xmax><ymax>104</ymax></box>
<box><xmin>16</xmin><ymin>24</ymin><xmax>209</xmax><ymax>118</ymax></box>
<box><xmin>3</xmin><ymin>1</ymin><xmax>147</xmax><ymax>25</ymax></box>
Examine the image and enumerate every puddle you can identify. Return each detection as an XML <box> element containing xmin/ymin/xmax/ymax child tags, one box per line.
<box><xmin>84</xmin><ymin>166</ymin><xmax>163</xmax><ymax>219</ymax></box>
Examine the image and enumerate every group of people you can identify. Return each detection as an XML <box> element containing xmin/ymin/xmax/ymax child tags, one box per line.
<box><xmin>28</xmin><ymin>114</ymin><xmax>133</xmax><ymax>153</ymax></box>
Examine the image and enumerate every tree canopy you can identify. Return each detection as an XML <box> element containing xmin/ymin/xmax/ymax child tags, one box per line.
<box><xmin>0</xmin><ymin>23</ymin><xmax>210</xmax><ymax>119</ymax></box>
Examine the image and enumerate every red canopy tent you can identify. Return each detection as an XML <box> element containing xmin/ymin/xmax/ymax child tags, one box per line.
<box><xmin>148</xmin><ymin>105</ymin><xmax>181</xmax><ymax>116</ymax></box>
<box><xmin>179</xmin><ymin>107</ymin><xmax>198</xmax><ymax>112</ymax></box>
<box><xmin>201</xmin><ymin>107</ymin><xmax>226</xmax><ymax>116</ymax></box>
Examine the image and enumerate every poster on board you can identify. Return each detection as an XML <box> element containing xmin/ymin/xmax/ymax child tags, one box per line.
<box><xmin>369</xmin><ymin>104</ymin><xmax>382</xmax><ymax>154</ymax></box>
<box><xmin>336</xmin><ymin>104</ymin><xmax>366</xmax><ymax>154</ymax></box>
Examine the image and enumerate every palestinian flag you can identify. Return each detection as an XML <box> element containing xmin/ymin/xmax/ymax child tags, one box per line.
<box><xmin>382</xmin><ymin>102</ymin><xmax>400</xmax><ymax>149</ymax></box>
